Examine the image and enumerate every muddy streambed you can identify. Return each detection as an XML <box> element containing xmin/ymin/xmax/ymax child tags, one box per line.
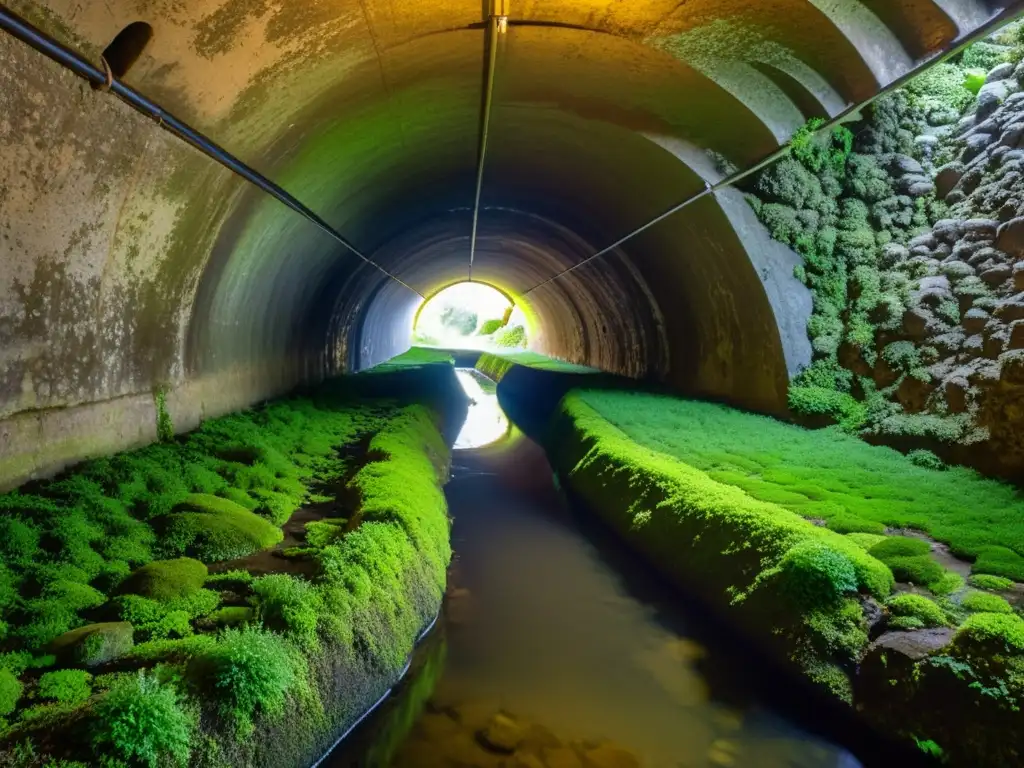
<box><xmin>321</xmin><ymin>371</ymin><xmax>872</xmax><ymax>768</ymax></box>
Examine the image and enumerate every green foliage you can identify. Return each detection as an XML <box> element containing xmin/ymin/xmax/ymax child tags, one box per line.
<box><xmin>890</xmin><ymin>615</ymin><xmax>925</xmax><ymax>631</ymax></box>
<box><xmin>776</xmin><ymin>540</ymin><xmax>858</xmax><ymax>607</ymax></box>
<box><xmin>0</xmin><ymin>668</ymin><xmax>22</xmax><ymax>716</ymax></box>
<box><xmin>36</xmin><ymin>669</ymin><xmax>92</xmax><ymax>704</ymax></box>
<box><xmin>204</xmin><ymin>569</ymin><xmax>254</xmax><ymax>589</ymax></box>
<box><xmin>50</xmin><ymin>622</ymin><xmax>135</xmax><ymax>667</ymax></box>
<box><xmin>914</xmin><ymin>738</ymin><xmax>946</xmax><ymax>760</ymax></box>
<box><xmin>92</xmin><ymin>671</ymin><xmax>194</xmax><ymax>768</ymax></box>
<box><xmin>158</xmin><ymin>495</ymin><xmax>282</xmax><ymax>562</ymax></box>
<box><xmin>973</xmin><ymin>546</ymin><xmax>1024</xmax><ymax>581</ymax></box>
<box><xmin>303</xmin><ymin>519</ymin><xmax>346</xmax><ymax>548</ymax></box>
<box><xmin>251</xmin><ymin>574</ymin><xmax>321</xmax><ymax>649</ymax></box>
<box><xmin>953</xmin><ymin>613</ymin><xmax>1024</xmax><ymax>654</ymax></box>
<box><xmin>788</xmin><ymin>384</ymin><xmax>867</xmax><ymax>433</ymax></box>
<box><xmin>493</xmin><ymin>324</ymin><xmax>527</xmax><ymax>348</ymax></box>
<box><xmin>905</xmin><ymin>62</ymin><xmax>975</xmax><ymax>112</ymax></box>
<box><xmin>961</xmin><ymin>591</ymin><xmax>1014</xmax><ymax>614</ymax></box>
<box><xmin>155</xmin><ymin>389</ymin><xmax>174</xmax><ymax>443</ymax></box>
<box><xmin>207</xmin><ymin>607</ymin><xmax>253</xmax><ymax>628</ymax></box>
<box><xmin>845</xmin><ymin>533</ymin><xmax>887</xmax><ymax>551</ymax></box>
<box><xmin>188</xmin><ymin>627</ymin><xmax>297</xmax><ymax>734</ymax></box>
<box><xmin>477</xmin><ymin>318</ymin><xmax>505</xmax><ymax>336</ymax></box>
<box><xmin>118</xmin><ymin>559</ymin><xmax>208</xmax><ymax>603</ymax></box>
<box><xmin>555</xmin><ymin>393</ymin><xmax>895</xmax><ymax>691</ymax></box>
<box><xmin>930</xmin><ymin>571</ymin><xmax>965</xmax><ymax>597</ymax></box>
<box><xmin>908</xmin><ymin>450</ymin><xmax>945</xmax><ymax>471</ymax></box>
<box><xmin>887</xmin><ymin>594</ymin><xmax>949</xmax><ymax>628</ymax></box>
<box><xmin>962</xmin><ymin>41</ymin><xmax>1009</xmax><ymax>71</ymax></box>
<box><xmin>969</xmin><ymin>574</ymin><xmax>1014</xmax><ymax>591</ymax></box>
<box><xmin>869</xmin><ymin>537</ymin><xmax>931</xmax><ymax>560</ymax></box>
<box><xmin>826</xmin><ymin>514</ymin><xmax>885</xmax><ymax>535</ymax></box>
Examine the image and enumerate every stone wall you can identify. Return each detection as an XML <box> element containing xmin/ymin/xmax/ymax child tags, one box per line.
<box><xmin>751</xmin><ymin>25</ymin><xmax>1024</xmax><ymax>480</ymax></box>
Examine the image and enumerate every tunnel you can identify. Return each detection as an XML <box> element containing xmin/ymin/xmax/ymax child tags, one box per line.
<box><xmin>4</xmin><ymin>0</ymin><xmax>1019</xmax><ymax>489</ymax></box>
<box><xmin>6</xmin><ymin>3</ymin><xmax>1024</xmax><ymax>767</ymax></box>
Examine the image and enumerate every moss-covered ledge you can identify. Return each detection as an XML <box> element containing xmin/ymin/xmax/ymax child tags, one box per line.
<box><xmin>0</xmin><ymin>359</ymin><xmax>467</xmax><ymax>768</ymax></box>
<box><xmin>545</xmin><ymin>389</ymin><xmax>1024</xmax><ymax>767</ymax></box>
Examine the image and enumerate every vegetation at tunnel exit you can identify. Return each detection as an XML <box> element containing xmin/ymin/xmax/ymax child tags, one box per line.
<box><xmin>0</xmin><ymin>365</ymin><xmax>456</xmax><ymax>767</ymax></box>
<box><xmin>572</xmin><ymin>389</ymin><xmax>1024</xmax><ymax>582</ymax></box>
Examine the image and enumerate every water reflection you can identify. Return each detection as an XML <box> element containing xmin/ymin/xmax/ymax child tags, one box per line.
<box><xmin>454</xmin><ymin>369</ymin><xmax>509</xmax><ymax>450</ymax></box>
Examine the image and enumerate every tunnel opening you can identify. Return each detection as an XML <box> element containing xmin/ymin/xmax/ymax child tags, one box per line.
<box><xmin>412</xmin><ymin>280</ymin><xmax>528</xmax><ymax>351</ymax></box>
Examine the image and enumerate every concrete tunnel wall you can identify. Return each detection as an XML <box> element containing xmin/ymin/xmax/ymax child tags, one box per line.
<box><xmin>0</xmin><ymin>0</ymin><xmax>1017</xmax><ymax>489</ymax></box>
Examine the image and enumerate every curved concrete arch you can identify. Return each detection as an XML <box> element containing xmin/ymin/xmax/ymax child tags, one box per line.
<box><xmin>2</xmin><ymin>0</ymin><xmax>1021</xmax><ymax>491</ymax></box>
<box><xmin>805</xmin><ymin>0</ymin><xmax>915</xmax><ymax>85</ymax></box>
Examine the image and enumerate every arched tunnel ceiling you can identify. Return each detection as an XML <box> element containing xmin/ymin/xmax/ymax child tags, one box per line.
<box><xmin>1</xmin><ymin>0</ymin><xmax>1021</xmax><ymax>488</ymax></box>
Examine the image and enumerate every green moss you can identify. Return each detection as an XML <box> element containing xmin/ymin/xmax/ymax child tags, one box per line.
<box><xmin>118</xmin><ymin>558</ymin><xmax>208</xmax><ymax>603</ymax></box>
<box><xmin>251</xmin><ymin>574</ymin><xmax>321</xmax><ymax>650</ymax></box>
<box><xmin>973</xmin><ymin>546</ymin><xmax>1024</xmax><ymax>581</ymax></box>
<box><xmin>477</xmin><ymin>318</ymin><xmax>505</xmax><ymax>335</ymax></box>
<box><xmin>36</xmin><ymin>669</ymin><xmax>92</xmax><ymax>704</ymax></box>
<box><xmin>890</xmin><ymin>615</ymin><xmax>925</xmax><ymax>631</ymax></box>
<box><xmin>953</xmin><ymin>613</ymin><xmax>1024</xmax><ymax>654</ymax></box>
<box><xmin>908</xmin><ymin>450</ymin><xmax>945</xmax><ymax>471</ymax></box>
<box><xmin>776</xmin><ymin>540</ymin><xmax>858</xmax><ymax>607</ymax></box>
<box><xmin>887</xmin><ymin>594</ymin><xmax>949</xmax><ymax>628</ymax></box>
<box><xmin>905</xmin><ymin>62</ymin><xmax>974</xmax><ymax>112</ymax></box>
<box><xmin>961</xmin><ymin>592</ymin><xmax>1014</xmax><ymax>614</ymax></box>
<box><xmin>493</xmin><ymin>324</ymin><xmax>527</xmax><ymax>348</ymax></box>
<box><xmin>968</xmin><ymin>574</ymin><xmax>1014</xmax><ymax>591</ymax></box>
<box><xmin>155</xmin><ymin>389</ymin><xmax>174</xmax><ymax>443</ymax></box>
<box><xmin>869</xmin><ymin>537</ymin><xmax>931</xmax><ymax>560</ymax></box>
<box><xmin>205</xmin><ymin>569</ymin><xmax>254</xmax><ymax>590</ymax></box>
<box><xmin>159</xmin><ymin>494</ymin><xmax>283</xmax><ymax>562</ymax></box>
<box><xmin>207</xmin><ymin>607</ymin><xmax>254</xmax><ymax>627</ymax></box>
<box><xmin>961</xmin><ymin>41</ymin><xmax>1010</xmax><ymax>71</ymax></box>
<box><xmin>826</xmin><ymin>514</ymin><xmax>886</xmax><ymax>535</ymax></box>
<box><xmin>49</xmin><ymin>622</ymin><xmax>134</xmax><ymax>667</ymax></box>
<box><xmin>0</xmin><ymin>669</ymin><xmax>22</xmax><ymax>717</ymax></box>
<box><xmin>0</xmin><ymin>367</ymin><xmax>456</xmax><ymax>764</ymax></box>
<box><xmin>930</xmin><ymin>572</ymin><xmax>966</xmax><ymax>597</ymax></box>
<box><xmin>575</xmin><ymin>389</ymin><xmax>1024</xmax><ymax>586</ymax></box>
<box><xmin>187</xmin><ymin>627</ymin><xmax>299</xmax><ymax>735</ymax></box>
<box><xmin>91</xmin><ymin>671</ymin><xmax>194</xmax><ymax>768</ymax></box>
<box><xmin>303</xmin><ymin>519</ymin><xmax>346</xmax><ymax>548</ymax></box>
<box><xmin>845</xmin><ymin>533</ymin><xmax>887</xmax><ymax>551</ymax></box>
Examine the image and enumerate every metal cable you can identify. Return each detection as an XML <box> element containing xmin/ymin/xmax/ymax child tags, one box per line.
<box><xmin>469</xmin><ymin>14</ymin><xmax>502</xmax><ymax>282</ymax></box>
<box><xmin>523</xmin><ymin>5</ymin><xmax>1024</xmax><ymax>296</ymax></box>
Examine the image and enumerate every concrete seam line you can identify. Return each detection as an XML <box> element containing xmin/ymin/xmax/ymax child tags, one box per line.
<box><xmin>0</xmin><ymin>5</ymin><xmax>424</xmax><ymax>300</ymax></box>
<box><xmin>521</xmin><ymin>3</ymin><xmax>1024</xmax><ymax>297</ymax></box>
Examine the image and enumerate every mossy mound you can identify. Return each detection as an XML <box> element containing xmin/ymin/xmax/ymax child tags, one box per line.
<box><xmin>49</xmin><ymin>622</ymin><xmax>134</xmax><ymax>667</ymax></box>
<box><xmin>961</xmin><ymin>591</ymin><xmax>1014</xmax><ymax>615</ymax></box>
<box><xmin>159</xmin><ymin>494</ymin><xmax>283</xmax><ymax>562</ymax></box>
<box><xmin>117</xmin><ymin>558</ymin><xmax>208</xmax><ymax>603</ymax></box>
<box><xmin>886</xmin><ymin>594</ymin><xmax>949</xmax><ymax>628</ymax></box>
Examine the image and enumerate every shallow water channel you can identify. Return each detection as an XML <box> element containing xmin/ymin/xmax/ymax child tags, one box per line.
<box><xmin>323</xmin><ymin>370</ymin><xmax>866</xmax><ymax>768</ymax></box>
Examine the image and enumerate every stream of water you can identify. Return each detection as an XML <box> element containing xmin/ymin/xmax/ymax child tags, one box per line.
<box><xmin>324</xmin><ymin>370</ymin><xmax>865</xmax><ymax>768</ymax></box>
